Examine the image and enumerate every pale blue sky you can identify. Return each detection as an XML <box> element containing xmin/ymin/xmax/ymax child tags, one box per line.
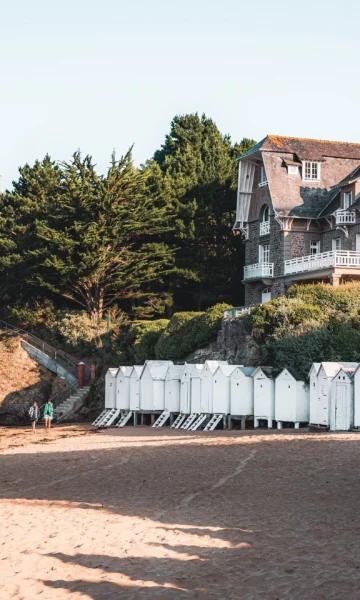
<box><xmin>1</xmin><ymin>0</ymin><xmax>359</xmax><ymax>189</ymax></box>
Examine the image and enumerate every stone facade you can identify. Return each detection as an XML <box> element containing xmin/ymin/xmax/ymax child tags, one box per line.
<box><xmin>236</xmin><ymin>135</ymin><xmax>360</xmax><ymax>306</ymax></box>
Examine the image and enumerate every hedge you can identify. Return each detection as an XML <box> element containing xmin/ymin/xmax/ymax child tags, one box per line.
<box><xmin>155</xmin><ymin>303</ymin><xmax>231</xmax><ymax>360</ymax></box>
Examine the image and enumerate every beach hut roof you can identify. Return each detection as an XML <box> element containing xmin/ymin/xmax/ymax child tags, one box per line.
<box><xmin>130</xmin><ymin>365</ymin><xmax>144</xmax><ymax>377</ymax></box>
<box><xmin>252</xmin><ymin>366</ymin><xmax>274</xmax><ymax>378</ymax></box>
<box><xmin>309</xmin><ymin>362</ymin><xmax>321</xmax><ymax>377</ymax></box>
<box><xmin>240</xmin><ymin>366</ymin><xmax>257</xmax><ymax>377</ymax></box>
<box><xmin>320</xmin><ymin>362</ymin><xmax>358</xmax><ymax>378</ymax></box>
<box><xmin>107</xmin><ymin>368</ymin><xmax>118</xmax><ymax>377</ymax></box>
<box><xmin>166</xmin><ymin>364</ymin><xmax>184</xmax><ymax>379</ymax></box>
<box><xmin>118</xmin><ymin>366</ymin><xmax>132</xmax><ymax>376</ymax></box>
<box><xmin>143</xmin><ymin>361</ymin><xmax>172</xmax><ymax>379</ymax></box>
<box><xmin>215</xmin><ymin>364</ymin><xmax>238</xmax><ymax>377</ymax></box>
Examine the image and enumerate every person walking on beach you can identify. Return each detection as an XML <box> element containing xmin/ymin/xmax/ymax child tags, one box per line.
<box><xmin>43</xmin><ymin>399</ymin><xmax>54</xmax><ymax>430</ymax></box>
<box><xmin>28</xmin><ymin>401</ymin><xmax>39</xmax><ymax>433</ymax></box>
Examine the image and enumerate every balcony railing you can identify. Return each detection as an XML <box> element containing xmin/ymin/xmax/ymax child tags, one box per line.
<box><xmin>284</xmin><ymin>250</ymin><xmax>360</xmax><ymax>275</ymax></box>
<box><xmin>335</xmin><ymin>209</ymin><xmax>356</xmax><ymax>224</ymax></box>
<box><xmin>244</xmin><ymin>262</ymin><xmax>274</xmax><ymax>281</ymax></box>
<box><xmin>259</xmin><ymin>220</ymin><xmax>270</xmax><ymax>236</ymax></box>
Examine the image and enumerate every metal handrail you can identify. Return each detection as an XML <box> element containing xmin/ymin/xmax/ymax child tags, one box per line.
<box><xmin>0</xmin><ymin>319</ymin><xmax>79</xmax><ymax>373</ymax></box>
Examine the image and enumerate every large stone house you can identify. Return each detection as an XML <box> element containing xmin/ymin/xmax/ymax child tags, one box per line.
<box><xmin>234</xmin><ymin>135</ymin><xmax>360</xmax><ymax>306</ymax></box>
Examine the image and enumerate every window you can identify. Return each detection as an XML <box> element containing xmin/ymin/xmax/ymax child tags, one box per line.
<box><xmin>259</xmin><ymin>244</ymin><xmax>270</xmax><ymax>263</ymax></box>
<box><xmin>262</xmin><ymin>205</ymin><xmax>270</xmax><ymax>222</ymax></box>
<box><xmin>310</xmin><ymin>240</ymin><xmax>320</xmax><ymax>255</ymax></box>
<box><xmin>303</xmin><ymin>161</ymin><xmax>321</xmax><ymax>181</ymax></box>
<box><xmin>260</xmin><ymin>206</ymin><xmax>270</xmax><ymax>235</ymax></box>
<box><xmin>343</xmin><ymin>191</ymin><xmax>352</xmax><ymax>210</ymax></box>
<box><xmin>259</xmin><ymin>166</ymin><xmax>268</xmax><ymax>187</ymax></box>
<box><xmin>288</xmin><ymin>165</ymin><xmax>299</xmax><ymax>176</ymax></box>
<box><xmin>332</xmin><ymin>238</ymin><xmax>342</xmax><ymax>251</ymax></box>
<box><xmin>261</xmin><ymin>287</ymin><xmax>272</xmax><ymax>303</ymax></box>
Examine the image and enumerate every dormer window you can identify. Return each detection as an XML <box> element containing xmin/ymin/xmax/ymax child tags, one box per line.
<box><xmin>288</xmin><ymin>165</ymin><xmax>299</xmax><ymax>176</ymax></box>
<box><xmin>303</xmin><ymin>161</ymin><xmax>321</xmax><ymax>181</ymax></box>
<box><xmin>343</xmin><ymin>191</ymin><xmax>352</xmax><ymax>210</ymax></box>
<box><xmin>259</xmin><ymin>166</ymin><xmax>268</xmax><ymax>187</ymax></box>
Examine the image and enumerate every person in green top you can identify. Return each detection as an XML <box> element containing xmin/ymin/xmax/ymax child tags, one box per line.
<box><xmin>43</xmin><ymin>399</ymin><xmax>54</xmax><ymax>429</ymax></box>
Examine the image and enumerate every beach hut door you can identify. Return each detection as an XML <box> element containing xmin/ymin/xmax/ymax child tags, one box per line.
<box><xmin>335</xmin><ymin>383</ymin><xmax>348</xmax><ymax>430</ymax></box>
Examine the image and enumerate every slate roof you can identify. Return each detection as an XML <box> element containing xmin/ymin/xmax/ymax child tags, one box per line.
<box><xmin>242</xmin><ymin>135</ymin><xmax>360</xmax><ymax>219</ymax></box>
<box><xmin>241</xmin><ymin>135</ymin><xmax>360</xmax><ymax>161</ymax></box>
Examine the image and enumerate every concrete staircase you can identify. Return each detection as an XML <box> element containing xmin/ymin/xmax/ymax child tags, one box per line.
<box><xmin>56</xmin><ymin>386</ymin><xmax>91</xmax><ymax>422</ymax></box>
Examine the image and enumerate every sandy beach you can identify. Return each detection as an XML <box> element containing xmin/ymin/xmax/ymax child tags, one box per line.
<box><xmin>1</xmin><ymin>425</ymin><xmax>360</xmax><ymax>599</ymax></box>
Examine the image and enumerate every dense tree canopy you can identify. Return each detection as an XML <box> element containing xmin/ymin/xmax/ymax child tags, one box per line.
<box><xmin>0</xmin><ymin>113</ymin><xmax>255</xmax><ymax>320</ymax></box>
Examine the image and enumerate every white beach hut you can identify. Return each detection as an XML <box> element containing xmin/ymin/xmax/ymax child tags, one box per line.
<box><xmin>164</xmin><ymin>364</ymin><xmax>184</xmax><ymax>414</ymax></box>
<box><xmin>230</xmin><ymin>366</ymin><xmax>256</xmax><ymax>428</ymax></box>
<box><xmin>196</xmin><ymin>360</ymin><xmax>228</xmax><ymax>414</ymax></box>
<box><xmin>308</xmin><ymin>362</ymin><xmax>322</xmax><ymax>426</ymax></box>
<box><xmin>312</xmin><ymin>362</ymin><xmax>358</xmax><ymax>427</ymax></box>
<box><xmin>329</xmin><ymin>367</ymin><xmax>354</xmax><ymax>431</ymax></box>
<box><xmin>353</xmin><ymin>365</ymin><xmax>360</xmax><ymax>428</ymax></box>
<box><xmin>180</xmin><ymin>363</ymin><xmax>202</xmax><ymax>414</ymax></box>
<box><xmin>105</xmin><ymin>368</ymin><xmax>118</xmax><ymax>409</ymax></box>
<box><xmin>275</xmin><ymin>369</ymin><xmax>309</xmax><ymax>429</ymax></box>
<box><xmin>253</xmin><ymin>366</ymin><xmax>275</xmax><ymax>428</ymax></box>
<box><xmin>140</xmin><ymin>360</ymin><xmax>173</xmax><ymax>412</ymax></box>
<box><xmin>115</xmin><ymin>366</ymin><xmax>132</xmax><ymax>410</ymax></box>
<box><xmin>129</xmin><ymin>365</ymin><xmax>144</xmax><ymax>412</ymax></box>
<box><xmin>212</xmin><ymin>364</ymin><xmax>238</xmax><ymax>415</ymax></box>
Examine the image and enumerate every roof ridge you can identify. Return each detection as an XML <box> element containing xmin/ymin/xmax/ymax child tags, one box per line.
<box><xmin>267</xmin><ymin>134</ymin><xmax>360</xmax><ymax>146</ymax></box>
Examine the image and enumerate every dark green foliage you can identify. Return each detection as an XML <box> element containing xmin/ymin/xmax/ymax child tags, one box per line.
<box><xmin>248</xmin><ymin>283</ymin><xmax>360</xmax><ymax>379</ymax></box>
<box><xmin>0</xmin><ymin>113</ymin><xmax>256</xmax><ymax>321</ymax></box>
<box><xmin>119</xmin><ymin>319</ymin><xmax>170</xmax><ymax>364</ymax></box>
<box><xmin>148</xmin><ymin>113</ymin><xmax>256</xmax><ymax>309</ymax></box>
<box><xmin>155</xmin><ymin>303</ymin><xmax>231</xmax><ymax>360</ymax></box>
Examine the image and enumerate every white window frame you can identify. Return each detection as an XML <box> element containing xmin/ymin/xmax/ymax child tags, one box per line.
<box><xmin>343</xmin><ymin>191</ymin><xmax>352</xmax><ymax>210</ymax></box>
<box><xmin>288</xmin><ymin>165</ymin><xmax>299</xmax><ymax>176</ymax></box>
<box><xmin>259</xmin><ymin>243</ymin><xmax>270</xmax><ymax>263</ymax></box>
<box><xmin>332</xmin><ymin>238</ymin><xmax>342</xmax><ymax>251</ymax></box>
<box><xmin>259</xmin><ymin>166</ymin><xmax>268</xmax><ymax>187</ymax></box>
<box><xmin>302</xmin><ymin>161</ymin><xmax>321</xmax><ymax>181</ymax></box>
<box><xmin>310</xmin><ymin>240</ymin><xmax>320</xmax><ymax>255</ymax></box>
<box><xmin>356</xmin><ymin>233</ymin><xmax>360</xmax><ymax>252</ymax></box>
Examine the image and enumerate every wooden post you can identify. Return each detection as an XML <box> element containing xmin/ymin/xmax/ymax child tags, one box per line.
<box><xmin>268</xmin><ymin>419</ymin><xmax>273</xmax><ymax>429</ymax></box>
<box><xmin>90</xmin><ymin>362</ymin><xmax>96</xmax><ymax>383</ymax></box>
<box><xmin>254</xmin><ymin>418</ymin><xmax>259</xmax><ymax>428</ymax></box>
<box><xmin>77</xmin><ymin>362</ymin><xmax>85</xmax><ymax>388</ymax></box>
<box><xmin>241</xmin><ymin>416</ymin><xmax>246</xmax><ymax>430</ymax></box>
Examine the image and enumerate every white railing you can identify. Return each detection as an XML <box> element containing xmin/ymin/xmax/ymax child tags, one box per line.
<box><xmin>284</xmin><ymin>250</ymin><xmax>360</xmax><ymax>275</ymax></box>
<box><xmin>259</xmin><ymin>221</ymin><xmax>270</xmax><ymax>236</ymax></box>
<box><xmin>223</xmin><ymin>306</ymin><xmax>252</xmax><ymax>319</ymax></box>
<box><xmin>244</xmin><ymin>262</ymin><xmax>274</xmax><ymax>280</ymax></box>
<box><xmin>335</xmin><ymin>209</ymin><xmax>356</xmax><ymax>225</ymax></box>
<box><xmin>258</xmin><ymin>180</ymin><xmax>268</xmax><ymax>188</ymax></box>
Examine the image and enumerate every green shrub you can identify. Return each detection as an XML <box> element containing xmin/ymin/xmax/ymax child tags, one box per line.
<box><xmin>250</xmin><ymin>282</ymin><xmax>360</xmax><ymax>379</ymax></box>
<box><xmin>155</xmin><ymin>303</ymin><xmax>231</xmax><ymax>360</ymax></box>
<box><xmin>119</xmin><ymin>319</ymin><xmax>170</xmax><ymax>364</ymax></box>
<box><xmin>55</xmin><ymin>312</ymin><xmax>111</xmax><ymax>352</ymax></box>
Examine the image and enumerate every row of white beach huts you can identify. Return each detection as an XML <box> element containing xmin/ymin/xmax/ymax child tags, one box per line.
<box><xmin>92</xmin><ymin>360</ymin><xmax>360</xmax><ymax>432</ymax></box>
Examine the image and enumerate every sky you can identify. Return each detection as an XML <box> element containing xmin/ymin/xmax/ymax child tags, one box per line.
<box><xmin>0</xmin><ymin>0</ymin><xmax>359</xmax><ymax>189</ymax></box>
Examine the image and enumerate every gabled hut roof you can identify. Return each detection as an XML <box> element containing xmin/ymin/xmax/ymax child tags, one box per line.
<box><xmin>320</xmin><ymin>362</ymin><xmax>358</xmax><ymax>378</ymax></box>
<box><xmin>166</xmin><ymin>365</ymin><xmax>184</xmax><ymax>379</ymax></box>
<box><xmin>215</xmin><ymin>364</ymin><xmax>238</xmax><ymax>377</ymax></box>
<box><xmin>107</xmin><ymin>368</ymin><xmax>118</xmax><ymax>377</ymax></box>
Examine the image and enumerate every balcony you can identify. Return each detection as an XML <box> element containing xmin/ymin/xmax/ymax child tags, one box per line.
<box><xmin>244</xmin><ymin>262</ymin><xmax>274</xmax><ymax>281</ymax></box>
<box><xmin>334</xmin><ymin>209</ymin><xmax>356</xmax><ymax>225</ymax></box>
<box><xmin>259</xmin><ymin>221</ymin><xmax>270</xmax><ymax>236</ymax></box>
<box><xmin>284</xmin><ymin>250</ymin><xmax>360</xmax><ymax>276</ymax></box>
